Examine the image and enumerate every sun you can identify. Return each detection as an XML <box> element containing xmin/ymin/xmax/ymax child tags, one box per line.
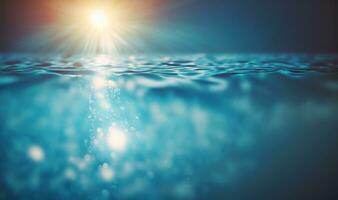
<box><xmin>89</xmin><ymin>10</ymin><xmax>108</xmax><ymax>29</ymax></box>
<box><xmin>59</xmin><ymin>2</ymin><xmax>134</xmax><ymax>54</ymax></box>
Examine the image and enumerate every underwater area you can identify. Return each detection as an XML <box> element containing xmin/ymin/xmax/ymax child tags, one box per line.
<box><xmin>0</xmin><ymin>54</ymin><xmax>338</xmax><ymax>199</ymax></box>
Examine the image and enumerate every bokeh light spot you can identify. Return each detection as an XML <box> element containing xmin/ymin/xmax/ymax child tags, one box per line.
<box><xmin>28</xmin><ymin>145</ymin><xmax>45</xmax><ymax>162</ymax></box>
<box><xmin>106</xmin><ymin>127</ymin><xmax>127</xmax><ymax>152</ymax></box>
<box><xmin>99</xmin><ymin>163</ymin><xmax>114</xmax><ymax>181</ymax></box>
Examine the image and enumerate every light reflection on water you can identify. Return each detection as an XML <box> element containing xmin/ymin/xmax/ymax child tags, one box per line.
<box><xmin>0</xmin><ymin>54</ymin><xmax>338</xmax><ymax>199</ymax></box>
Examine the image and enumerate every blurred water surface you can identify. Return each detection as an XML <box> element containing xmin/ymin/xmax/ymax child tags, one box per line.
<box><xmin>1</xmin><ymin>54</ymin><xmax>338</xmax><ymax>199</ymax></box>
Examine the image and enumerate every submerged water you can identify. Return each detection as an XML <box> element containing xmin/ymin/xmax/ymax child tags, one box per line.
<box><xmin>1</xmin><ymin>54</ymin><xmax>338</xmax><ymax>199</ymax></box>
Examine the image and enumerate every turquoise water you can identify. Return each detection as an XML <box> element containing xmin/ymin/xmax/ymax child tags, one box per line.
<box><xmin>1</xmin><ymin>54</ymin><xmax>338</xmax><ymax>199</ymax></box>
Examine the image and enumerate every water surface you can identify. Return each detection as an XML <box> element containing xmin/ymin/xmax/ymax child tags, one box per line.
<box><xmin>1</xmin><ymin>54</ymin><xmax>338</xmax><ymax>199</ymax></box>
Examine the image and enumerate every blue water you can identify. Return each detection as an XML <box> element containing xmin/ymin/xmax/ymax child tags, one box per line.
<box><xmin>1</xmin><ymin>54</ymin><xmax>338</xmax><ymax>199</ymax></box>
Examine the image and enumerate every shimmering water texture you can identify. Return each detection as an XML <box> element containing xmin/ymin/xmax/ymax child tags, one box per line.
<box><xmin>1</xmin><ymin>54</ymin><xmax>338</xmax><ymax>199</ymax></box>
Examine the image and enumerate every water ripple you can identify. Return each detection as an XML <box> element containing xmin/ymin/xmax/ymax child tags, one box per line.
<box><xmin>1</xmin><ymin>54</ymin><xmax>338</xmax><ymax>87</ymax></box>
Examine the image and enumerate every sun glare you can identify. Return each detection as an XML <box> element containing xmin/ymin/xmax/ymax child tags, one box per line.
<box><xmin>90</xmin><ymin>10</ymin><xmax>108</xmax><ymax>29</ymax></box>
<box><xmin>59</xmin><ymin>1</ymin><xmax>134</xmax><ymax>54</ymax></box>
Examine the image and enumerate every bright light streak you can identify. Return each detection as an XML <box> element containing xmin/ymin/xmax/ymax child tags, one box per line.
<box><xmin>92</xmin><ymin>76</ymin><xmax>116</xmax><ymax>89</ymax></box>
<box><xmin>92</xmin><ymin>76</ymin><xmax>107</xmax><ymax>89</ymax></box>
<box><xmin>89</xmin><ymin>10</ymin><xmax>108</xmax><ymax>29</ymax></box>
